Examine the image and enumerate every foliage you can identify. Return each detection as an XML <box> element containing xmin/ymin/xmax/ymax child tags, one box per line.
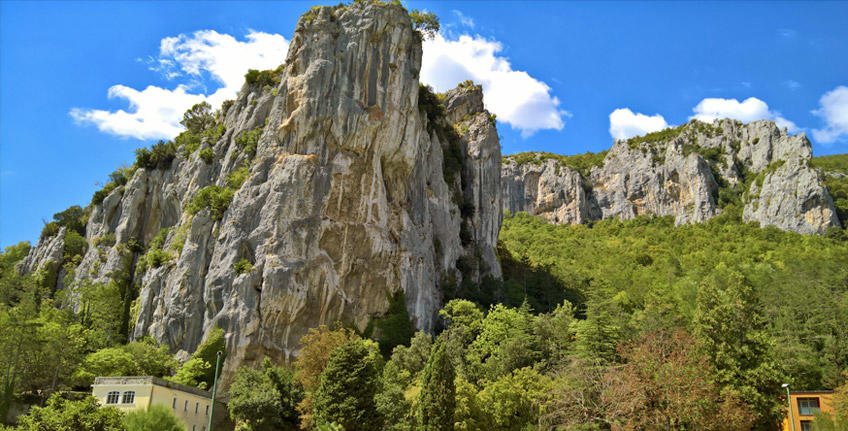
<box><xmin>409</xmin><ymin>10</ymin><xmax>439</xmax><ymax>39</ymax></box>
<box><xmin>135</xmin><ymin>140</ymin><xmax>177</xmax><ymax>170</ymax></box>
<box><xmin>694</xmin><ymin>265</ymin><xmax>784</xmax><ymax>429</ymax></box>
<box><xmin>234</xmin><ymin>259</ymin><xmax>255</xmax><ymax>275</ymax></box>
<box><xmin>418</xmin><ymin>338</ymin><xmax>455</xmax><ymax>431</ymax></box>
<box><xmin>186</xmin><ymin>185</ymin><xmax>235</xmax><ymax>221</ymax></box>
<box><xmin>813</xmin><ymin>153</ymin><xmax>848</xmax><ymax>227</ymax></box>
<box><xmin>199</xmin><ymin>147</ymin><xmax>215</xmax><ymax>164</ymax></box>
<box><xmin>227</xmin><ymin>163</ymin><xmax>250</xmax><ymax>189</ymax></box>
<box><xmin>63</xmin><ymin>230</ymin><xmax>88</xmax><ymax>262</ymax></box>
<box><xmin>811</xmin><ymin>153</ymin><xmax>848</xmax><ymax>174</ymax></box>
<box><xmin>125</xmin><ymin>404</ymin><xmax>183</xmax><ymax>431</ymax></box>
<box><xmin>10</xmin><ymin>394</ymin><xmax>126</xmax><ymax>431</ymax></box>
<box><xmin>168</xmin><ymin>327</ymin><xmax>225</xmax><ymax>389</ymax></box>
<box><xmin>228</xmin><ymin>359</ymin><xmax>303</xmax><ymax>431</ymax></box>
<box><xmin>604</xmin><ymin>329</ymin><xmax>754</xmax><ymax>430</ymax></box>
<box><xmin>478</xmin><ymin>367</ymin><xmax>550</xmax><ymax>431</ymax></box>
<box><xmin>313</xmin><ymin>340</ymin><xmax>382</xmax><ymax>431</ymax></box>
<box><xmin>245</xmin><ymin>66</ymin><xmax>283</xmax><ymax>88</ymax></box>
<box><xmin>180</xmin><ymin>102</ymin><xmax>214</xmax><ymax>134</ymax></box>
<box><xmin>504</xmin><ymin>151</ymin><xmax>609</xmax><ymax>178</ymax></box>
<box><xmin>235</xmin><ymin>126</ymin><xmax>264</xmax><ymax>160</ymax></box>
<box><xmin>72</xmin><ymin>337</ymin><xmax>177</xmax><ymax>387</ymax></box>
<box><xmin>500</xmin><ymin>211</ymin><xmax>848</xmax><ymax>390</ymax></box>
<box><xmin>294</xmin><ymin>325</ymin><xmax>361</xmax><ymax>430</ymax></box>
<box><xmin>367</xmin><ymin>291</ymin><xmax>416</xmax><ymax>357</ymax></box>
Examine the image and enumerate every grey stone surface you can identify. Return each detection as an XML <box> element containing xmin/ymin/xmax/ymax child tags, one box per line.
<box><xmin>502</xmin><ymin>119</ymin><xmax>841</xmax><ymax>233</ymax></box>
<box><xmin>21</xmin><ymin>1</ymin><xmax>502</xmax><ymax>386</ymax></box>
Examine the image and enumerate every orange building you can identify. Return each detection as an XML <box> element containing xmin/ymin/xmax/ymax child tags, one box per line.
<box><xmin>781</xmin><ymin>390</ymin><xmax>834</xmax><ymax>431</ymax></box>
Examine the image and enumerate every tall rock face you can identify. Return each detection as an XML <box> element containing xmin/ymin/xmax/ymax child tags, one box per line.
<box><xmin>21</xmin><ymin>2</ymin><xmax>501</xmax><ymax>383</ymax></box>
<box><xmin>503</xmin><ymin>119</ymin><xmax>841</xmax><ymax>234</ymax></box>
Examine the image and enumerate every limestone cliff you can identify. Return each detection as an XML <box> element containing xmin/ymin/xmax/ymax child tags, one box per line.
<box><xmin>21</xmin><ymin>1</ymin><xmax>501</xmax><ymax>383</ymax></box>
<box><xmin>503</xmin><ymin>119</ymin><xmax>841</xmax><ymax>234</ymax></box>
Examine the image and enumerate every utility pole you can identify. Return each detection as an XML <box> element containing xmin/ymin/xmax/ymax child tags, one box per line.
<box><xmin>207</xmin><ymin>351</ymin><xmax>223</xmax><ymax>431</ymax></box>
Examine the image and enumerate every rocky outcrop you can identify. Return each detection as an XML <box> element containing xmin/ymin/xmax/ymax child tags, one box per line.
<box><xmin>21</xmin><ymin>1</ymin><xmax>501</xmax><ymax>384</ymax></box>
<box><xmin>503</xmin><ymin>119</ymin><xmax>841</xmax><ymax>234</ymax></box>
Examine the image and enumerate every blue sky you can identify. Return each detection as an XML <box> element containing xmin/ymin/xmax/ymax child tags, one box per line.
<box><xmin>2</xmin><ymin>0</ymin><xmax>847</xmax><ymax>248</ymax></box>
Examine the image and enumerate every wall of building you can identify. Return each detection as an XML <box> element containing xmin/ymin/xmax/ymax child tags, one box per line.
<box><xmin>781</xmin><ymin>391</ymin><xmax>835</xmax><ymax>431</ymax></box>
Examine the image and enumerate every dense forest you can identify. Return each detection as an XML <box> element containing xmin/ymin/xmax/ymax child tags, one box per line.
<box><xmin>4</xmin><ymin>166</ymin><xmax>848</xmax><ymax>429</ymax></box>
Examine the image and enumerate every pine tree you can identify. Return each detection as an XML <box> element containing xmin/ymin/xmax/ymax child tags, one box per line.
<box><xmin>418</xmin><ymin>337</ymin><xmax>455</xmax><ymax>431</ymax></box>
<box><xmin>312</xmin><ymin>340</ymin><xmax>381</xmax><ymax>431</ymax></box>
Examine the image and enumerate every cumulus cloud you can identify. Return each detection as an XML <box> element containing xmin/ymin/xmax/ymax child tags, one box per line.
<box><xmin>812</xmin><ymin>85</ymin><xmax>848</xmax><ymax>144</ymax></box>
<box><xmin>608</xmin><ymin>108</ymin><xmax>669</xmax><ymax>141</ymax></box>
<box><xmin>421</xmin><ymin>34</ymin><xmax>567</xmax><ymax>137</ymax></box>
<box><xmin>690</xmin><ymin>97</ymin><xmax>799</xmax><ymax>133</ymax></box>
<box><xmin>71</xmin><ymin>30</ymin><xmax>289</xmax><ymax>140</ymax></box>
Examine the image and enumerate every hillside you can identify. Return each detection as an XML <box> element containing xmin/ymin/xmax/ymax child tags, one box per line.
<box><xmin>503</xmin><ymin>120</ymin><xmax>843</xmax><ymax>234</ymax></box>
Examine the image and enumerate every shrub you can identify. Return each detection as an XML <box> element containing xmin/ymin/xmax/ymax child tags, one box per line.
<box><xmin>186</xmin><ymin>186</ymin><xmax>235</xmax><ymax>221</ymax></box>
<box><xmin>91</xmin><ymin>181</ymin><xmax>120</xmax><ymax>206</ymax></box>
<box><xmin>235</xmin><ymin>127</ymin><xmax>264</xmax><ymax>159</ymax></box>
<box><xmin>146</xmin><ymin>249</ymin><xmax>172</xmax><ymax>268</ymax></box>
<box><xmin>245</xmin><ymin>66</ymin><xmax>283</xmax><ymax>88</ymax></box>
<box><xmin>63</xmin><ymin>230</ymin><xmax>88</xmax><ymax>261</ymax></box>
<box><xmin>199</xmin><ymin>147</ymin><xmax>215</xmax><ymax>164</ymax></box>
<box><xmin>175</xmin><ymin>130</ymin><xmax>202</xmax><ymax>155</ymax></box>
<box><xmin>135</xmin><ymin>140</ymin><xmax>177</xmax><ymax>170</ymax></box>
<box><xmin>235</xmin><ymin>259</ymin><xmax>255</xmax><ymax>275</ymax></box>
<box><xmin>227</xmin><ymin>164</ymin><xmax>250</xmax><ymax>189</ymax></box>
<box><xmin>40</xmin><ymin>222</ymin><xmax>61</xmax><ymax>240</ymax></box>
<box><xmin>125</xmin><ymin>404</ymin><xmax>184</xmax><ymax>431</ymax></box>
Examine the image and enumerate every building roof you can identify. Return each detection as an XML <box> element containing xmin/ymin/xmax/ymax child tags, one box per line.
<box><xmin>92</xmin><ymin>376</ymin><xmax>213</xmax><ymax>399</ymax></box>
<box><xmin>789</xmin><ymin>390</ymin><xmax>835</xmax><ymax>395</ymax></box>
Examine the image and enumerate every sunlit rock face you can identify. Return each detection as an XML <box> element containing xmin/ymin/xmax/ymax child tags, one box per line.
<box><xmin>21</xmin><ymin>1</ymin><xmax>502</xmax><ymax>386</ymax></box>
<box><xmin>503</xmin><ymin>119</ymin><xmax>840</xmax><ymax>234</ymax></box>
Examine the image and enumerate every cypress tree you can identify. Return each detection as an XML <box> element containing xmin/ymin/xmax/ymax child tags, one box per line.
<box><xmin>418</xmin><ymin>338</ymin><xmax>455</xmax><ymax>431</ymax></box>
<box><xmin>313</xmin><ymin>340</ymin><xmax>381</xmax><ymax>431</ymax></box>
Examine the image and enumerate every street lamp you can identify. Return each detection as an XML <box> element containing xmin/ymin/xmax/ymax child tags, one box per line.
<box><xmin>783</xmin><ymin>383</ymin><xmax>795</xmax><ymax>431</ymax></box>
<box><xmin>207</xmin><ymin>351</ymin><xmax>223</xmax><ymax>431</ymax></box>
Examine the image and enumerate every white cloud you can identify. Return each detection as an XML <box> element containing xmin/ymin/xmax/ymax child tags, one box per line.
<box><xmin>421</xmin><ymin>34</ymin><xmax>567</xmax><ymax>137</ymax></box>
<box><xmin>71</xmin><ymin>30</ymin><xmax>289</xmax><ymax>140</ymax></box>
<box><xmin>452</xmin><ymin>10</ymin><xmax>475</xmax><ymax>28</ymax></box>
<box><xmin>812</xmin><ymin>85</ymin><xmax>848</xmax><ymax>144</ymax></box>
<box><xmin>689</xmin><ymin>97</ymin><xmax>799</xmax><ymax>133</ymax></box>
<box><xmin>608</xmin><ymin>108</ymin><xmax>669</xmax><ymax>141</ymax></box>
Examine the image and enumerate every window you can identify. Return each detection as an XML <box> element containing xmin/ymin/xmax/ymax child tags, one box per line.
<box><xmin>121</xmin><ymin>391</ymin><xmax>135</xmax><ymax>404</ymax></box>
<box><xmin>800</xmin><ymin>420</ymin><xmax>812</xmax><ymax>431</ymax></box>
<box><xmin>798</xmin><ymin>398</ymin><xmax>821</xmax><ymax>415</ymax></box>
<box><xmin>195</xmin><ymin>402</ymin><xmax>199</xmax><ymax>414</ymax></box>
<box><xmin>184</xmin><ymin>400</ymin><xmax>189</xmax><ymax>411</ymax></box>
<box><xmin>172</xmin><ymin>397</ymin><xmax>177</xmax><ymax>409</ymax></box>
<box><xmin>106</xmin><ymin>391</ymin><xmax>120</xmax><ymax>404</ymax></box>
<box><xmin>206</xmin><ymin>405</ymin><xmax>209</xmax><ymax>416</ymax></box>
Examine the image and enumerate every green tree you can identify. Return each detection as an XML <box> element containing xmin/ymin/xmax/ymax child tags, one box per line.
<box><xmin>169</xmin><ymin>327</ymin><xmax>225</xmax><ymax>389</ymax></box>
<box><xmin>293</xmin><ymin>324</ymin><xmax>361</xmax><ymax>429</ymax></box>
<box><xmin>313</xmin><ymin>340</ymin><xmax>382</xmax><ymax>431</ymax></box>
<box><xmin>180</xmin><ymin>102</ymin><xmax>214</xmax><ymax>134</ymax></box>
<box><xmin>418</xmin><ymin>338</ymin><xmax>455</xmax><ymax>431</ymax></box>
<box><xmin>12</xmin><ymin>394</ymin><xmax>126</xmax><ymax>431</ymax></box>
<box><xmin>228</xmin><ymin>359</ymin><xmax>303</xmax><ymax>431</ymax></box>
<box><xmin>478</xmin><ymin>367</ymin><xmax>551</xmax><ymax>431</ymax></box>
<box><xmin>409</xmin><ymin>10</ymin><xmax>439</xmax><ymax>39</ymax></box>
<box><xmin>694</xmin><ymin>265</ymin><xmax>784</xmax><ymax>430</ymax></box>
<box><xmin>125</xmin><ymin>404</ymin><xmax>183</xmax><ymax>431</ymax></box>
